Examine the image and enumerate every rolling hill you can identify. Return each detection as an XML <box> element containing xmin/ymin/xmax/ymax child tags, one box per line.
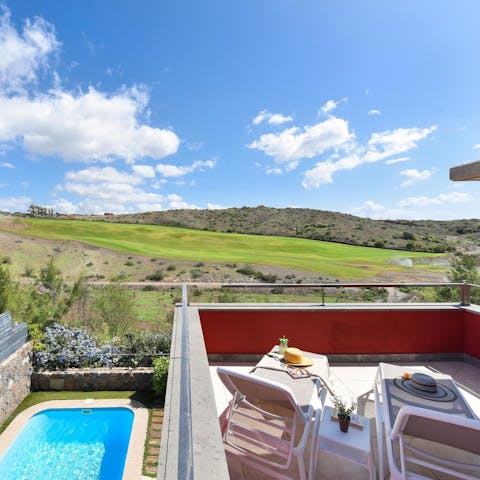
<box><xmin>72</xmin><ymin>206</ymin><xmax>480</xmax><ymax>253</ymax></box>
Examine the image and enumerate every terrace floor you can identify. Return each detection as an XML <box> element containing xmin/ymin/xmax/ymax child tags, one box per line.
<box><xmin>210</xmin><ymin>359</ymin><xmax>480</xmax><ymax>480</ymax></box>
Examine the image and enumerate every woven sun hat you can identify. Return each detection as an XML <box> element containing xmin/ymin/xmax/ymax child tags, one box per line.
<box><xmin>283</xmin><ymin>347</ymin><xmax>313</xmax><ymax>367</ymax></box>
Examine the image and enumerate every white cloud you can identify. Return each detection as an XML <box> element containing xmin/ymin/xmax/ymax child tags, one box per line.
<box><xmin>0</xmin><ymin>7</ymin><xmax>60</xmax><ymax>94</ymax></box>
<box><xmin>49</xmin><ymin>198</ymin><xmax>79</xmax><ymax>214</ymax></box>
<box><xmin>55</xmin><ymin>166</ymin><xmax>199</xmax><ymax>214</ymax></box>
<box><xmin>473</xmin><ymin>144</ymin><xmax>480</xmax><ymax>150</ymax></box>
<box><xmin>0</xmin><ymin>195</ymin><xmax>31</xmax><ymax>212</ymax></box>
<box><xmin>319</xmin><ymin>98</ymin><xmax>347</xmax><ymax>116</ymax></box>
<box><xmin>400</xmin><ymin>168</ymin><xmax>434</xmax><ymax>188</ymax></box>
<box><xmin>156</xmin><ymin>159</ymin><xmax>216</xmax><ymax>178</ymax></box>
<box><xmin>248</xmin><ymin>117</ymin><xmax>352</xmax><ymax>170</ymax></box>
<box><xmin>398</xmin><ymin>192</ymin><xmax>473</xmax><ymax>207</ymax></box>
<box><xmin>386</xmin><ymin>156</ymin><xmax>409</xmax><ymax>165</ymax></box>
<box><xmin>252</xmin><ymin>110</ymin><xmax>293</xmax><ymax>126</ymax></box>
<box><xmin>207</xmin><ymin>203</ymin><xmax>228</xmax><ymax>210</ymax></box>
<box><xmin>268</xmin><ymin>113</ymin><xmax>293</xmax><ymax>125</ymax></box>
<box><xmin>349</xmin><ymin>200</ymin><xmax>409</xmax><ymax>219</ymax></box>
<box><xmin>132</xmin><ymin>164</ymin><xmax>155</xmax><ymax>178</ymax></box>
<box><xmin>165</xmin><ymin>193</ymin><xmax>198</xmax><ymax>210</ymax></box>
<box><xmin>0</xmin><ymin>87</ymin><xmax>180</xmax><ymax>163</ymax></box>
<box><xmin>0</xmin><ymin>183</ymin><xmax>8</xmax><ymax>188</ymax></box>
<box><xmin>302</xmin><ymin>125</ymin><xmax>437</xmax><ymax>189</ymax></box>
<box><xmin>368</xmin><ymin>109</ymin><xmax>381</xmax><ymax>116</ymax></box>
<box><xmin>365</xmin><ymin>126</ymin><xmax>437</xmax><ymax>163</ymax></box>
<box><xmin>65</xmin><ymin>166</ymin><xmax>144</xmax><ymax>185</ymax></box>
<box><xmin>0</xmin><ymin>161</ymin><xmax>14</xmax><ymax>168</ymax></box>
<box><xmin>0</xmin><ymin>10</ymin><xmax>180</xmax><ymax>165</ymax></box>
<box><xmin>20</xmin><ymin>181</ymin><xmax>29</xmax><ymax>188</ymax></box>
<box><xmin>266</xmin><ymin>167</ymin><xmax>282</xmax><ymax>175</ymax></box>
<box><xmin>350</xmin><ymin>190</ymin><xmax>474</xmax><ymax>220</ymax></box>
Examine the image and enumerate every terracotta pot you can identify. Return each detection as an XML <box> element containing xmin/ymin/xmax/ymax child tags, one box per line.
<box><xmin>338</xmin><ymin>415</ymin><xmax>350</xmax><ymax>433</ymax></box>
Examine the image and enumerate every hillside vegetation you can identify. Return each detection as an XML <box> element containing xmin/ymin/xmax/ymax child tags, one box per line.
<box><xmin>0</xmin><ymin>216</ymin><xmax>443</xmax><ymax>281</ymax></box>
<box><xmin>74</xmin><ymin>206</ymin><xmax>480</xmax><ymax>253</ymax></box>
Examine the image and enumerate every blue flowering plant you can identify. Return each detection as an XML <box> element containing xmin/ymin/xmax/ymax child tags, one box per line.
<box><xmin>33</xmin><ymin>323</ymin><xmax>120</xmax><ymax>371</ymax></box>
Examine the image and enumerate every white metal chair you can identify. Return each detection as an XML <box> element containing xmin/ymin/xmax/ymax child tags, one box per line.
<box><xmin>217</xmin><ymin>366</ymin><xmax>326</xmax><ymax>480</ymax></box>
<box><xmin>390</xmin><ymin>405</ymin><xmax>480</xmax><ymax>480</ymax></box>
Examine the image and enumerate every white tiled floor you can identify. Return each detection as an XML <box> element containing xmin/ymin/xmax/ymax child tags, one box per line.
<box><xmin>210</xmin><ymin>360</ymin><xmax>480</xmax><ymax>479</ymax></box>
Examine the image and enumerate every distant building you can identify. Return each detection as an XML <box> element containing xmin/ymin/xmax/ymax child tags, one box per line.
<box><xmin>104</xmin><ymin>212</ymin><xmax>114</xmax><ymax>216</ymax></box>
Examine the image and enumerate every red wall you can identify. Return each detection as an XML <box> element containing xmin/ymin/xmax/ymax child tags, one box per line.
<box><xmin>464</xmin><ymin>310</ymin><xmax>480</xmax><ymax>359</ymax></box>
<box><xmin>199</xmin><ymin>308</ymin><xmax>466</xmax><ymax>355</ymax></box>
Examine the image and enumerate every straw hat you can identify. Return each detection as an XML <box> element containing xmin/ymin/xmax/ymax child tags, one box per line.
<box><xmin>283</xmin><ymin>347</ymin><xmax>313</xmax><ymax>367</ymax></box>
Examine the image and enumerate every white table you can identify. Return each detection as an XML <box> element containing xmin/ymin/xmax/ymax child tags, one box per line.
<box><xmin>374</xmin><ymin>363</ymin><xmax>477</xmax><ymax>480</ymax></box>
<box><xmin>315</xmin><ymin>405</ymin><xmax>376</xmax><ymax>480</ymax></box>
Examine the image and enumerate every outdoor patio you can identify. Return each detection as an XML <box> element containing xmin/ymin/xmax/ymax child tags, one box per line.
<box><xmin>210</xmin><ymin>360</ymin><xmax>480</xmax><ymax>479</ymax></box>
<box><xmin>158</xmin><ymin>284</ymin><xmax>480</xmax><ymax>479</ymax></box>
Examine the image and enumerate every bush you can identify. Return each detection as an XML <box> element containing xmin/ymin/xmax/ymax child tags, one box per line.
<box><xmin>166</xmin><ymin>265</ymin><xmax>176</xmax><ymax>271</ymax></box>
<box><xmin>152</xmin><ymin>356</ymin><xmax>170</xmax><ymax>398</ymax></box>
<box><xmin>34</xmin><ymin>323</ymin><xmax>119</xmax><ymax>371</ymax></box>
<box><xmin>236</xmin><ymin>265</ymin><xmax>256</xmax><ymax>277</ymax></box>
<box><xmin>254</xmin><ymin>272</ymin><xmax>278</xmax><ymax>283</ymax></box>
<box><xmin>116</xmin><ymin>330</ymin><xmax>172</xmax><ymax>367</ymax></box>
<box><xmin>145</xmin><ymin>270</ymin><xmax>164</xmax><ymax>281</ymax></box>
<box><xmin>190</xmin><ymin>269</ymin><xmax>203</xmax><ymax>279</ymax></box>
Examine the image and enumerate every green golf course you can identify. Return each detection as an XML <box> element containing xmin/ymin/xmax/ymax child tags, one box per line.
<box><xmin>0</xmin><ymin>217</ymin><xmax>442</xmax><ymax>279</ymax></box>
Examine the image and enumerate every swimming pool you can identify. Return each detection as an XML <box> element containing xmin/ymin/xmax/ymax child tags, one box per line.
<box><xmin>0</xmin><ymin>407</ymin><xmax>134</xmax><ymax>480</ymax></box>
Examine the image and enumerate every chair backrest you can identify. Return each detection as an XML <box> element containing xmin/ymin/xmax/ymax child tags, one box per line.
<box><xmin>392</xmin><ymin>405</ymin><xmax>480</xmax><ymax>455</ymax></box>
<box><xmin>216</xmin><ymin>367</ymin><xmax>304</xmax><ymax>420</ymax></box>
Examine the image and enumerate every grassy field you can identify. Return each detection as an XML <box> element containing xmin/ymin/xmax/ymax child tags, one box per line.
<box><xmin>0</xmin><ymin>217</ymin><xmax>443</xmax><ymax>280</ymax></box>
<box><xmin>132</xmin><ymin>289</ymin><xmax>178</xmax><ymax>330</ymax></box>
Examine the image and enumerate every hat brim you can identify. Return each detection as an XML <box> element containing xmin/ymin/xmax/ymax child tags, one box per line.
<box><xmin>285</xmin><ymin>357</ymin><xmax>313</xmax><ymax>367</ymax></box>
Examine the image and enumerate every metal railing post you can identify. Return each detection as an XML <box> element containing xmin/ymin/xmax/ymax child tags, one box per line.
<box><xmin>178</xmin><ymin>284</ymin><xmax>194</xmax><ymax>479</ymax></box>
<box><xmin>460</xmin><ymin>283</ymin><xmax>471</xmax><ymax>306</ymax></box>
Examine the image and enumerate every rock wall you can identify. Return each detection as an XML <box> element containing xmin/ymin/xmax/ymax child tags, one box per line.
<box><xmin>0</xmin><ymin>342</ymin><xmax>32</xmax><ymax>424</ymax></box>
<box><xmin>31</xmin><ymin>367</ymin><xmax>153</xmax><ymax>391</ymax></box>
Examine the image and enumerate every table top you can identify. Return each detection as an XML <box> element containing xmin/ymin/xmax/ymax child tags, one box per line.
<box><xmin>319</xmin><ymin>406</ymin><xmax>371</xmax><ymax>453</ymax></box>
<box><xmin>252</xmin><ymin>347</ymin><xmax>330</xmax><ymax>411</ymax></box>
<box><xmin>377</xmin><ymin>362</ymin><xmax>476</xmax><ymax>429</ymax></box>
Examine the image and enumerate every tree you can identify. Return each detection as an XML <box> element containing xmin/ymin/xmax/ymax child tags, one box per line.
<box><xmin>0</xmin><ymin>265</ymin><xmax>11</xmax><ymax>313</ymax></box>
<box><xmin>93</xmin><ymin>282</ymin><xmax>135</xmax><ymax>337</ymax></box>
<box><xmin>448</xmin><ymin>253</ymin><xmax>480</xmax><ymax>284</ymax></box>
<box><xmin>436</xmin><ymin>253</ymin><xmax>480</xmax><ymax>303</ymax></box>
<box><xmin>37</xmin><ymin>258</ymin><xmax>66</xmax><ymax>322</ymax></box>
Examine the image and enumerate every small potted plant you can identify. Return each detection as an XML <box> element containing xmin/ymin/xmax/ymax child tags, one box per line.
<box><xmin>332</xmin><ymin>395</ymin><xmax>357</xmax><ymax>433</ymax></box>
<box><xmin>278</xmin><ymin>335</ymin><xmax>289</xmax><ymax>354</ymax></box>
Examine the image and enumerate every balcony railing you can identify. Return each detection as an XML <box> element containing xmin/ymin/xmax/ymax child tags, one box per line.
<box><xmin>158</xmin><ymin>282</ymin><xmax>480</xmax><ymax>480</ymax></box>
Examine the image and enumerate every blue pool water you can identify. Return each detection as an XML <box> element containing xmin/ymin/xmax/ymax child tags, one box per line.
<box><xmin>0</xmin><ymin>407</ymin><xmax>134</xmax><ymax>480</ymax></box>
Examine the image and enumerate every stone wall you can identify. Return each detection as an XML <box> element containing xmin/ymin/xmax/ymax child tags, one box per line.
<box><xmin>0</xmin><ymin>341</ymin><xmax>32</xmax><ymax>424</ymax></box>
<box><xmin>31</xmin><ymin>367</ymin><xmax>153</xmax><ymax>391</ymax></box>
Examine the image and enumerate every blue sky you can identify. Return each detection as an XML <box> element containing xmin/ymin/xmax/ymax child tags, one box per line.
<box><xmin>0</xmin><ymin>1</ymin><xmax>479</xmax><ymax>219</ymax></box>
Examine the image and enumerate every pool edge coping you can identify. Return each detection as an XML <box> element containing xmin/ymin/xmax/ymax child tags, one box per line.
<box><xmin>0</xmin><ymin>398</ymin><xmax>149</xmax><ymax>480</ymax></box>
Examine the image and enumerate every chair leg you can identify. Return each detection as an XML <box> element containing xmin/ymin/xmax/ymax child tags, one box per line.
<box><xmin>297</xmin><ymin>454</ymin><xmax>307</xmax><ymax>480</ymax></box>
